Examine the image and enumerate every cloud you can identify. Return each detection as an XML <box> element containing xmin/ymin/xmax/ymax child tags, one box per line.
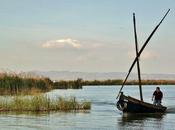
<box><xmin>41</xmin><ymin>38</ymin><xmax>111</xmax><ymax>50</ymax></box>
<box><xmin>42</xmin><ymin>38</ymin><xmax>81</xmax><ymax>49</ymax></box>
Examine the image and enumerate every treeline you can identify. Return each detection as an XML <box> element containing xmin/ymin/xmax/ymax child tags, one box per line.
<box><xmin>1</xmin><ymin>72</ymin><xmax>175</xmax><ymax>95</ymax></box>
<box><xmin>53</xmin><ymin>79</ymin><xmax>123</xmax><ymax>89</ymax></box>
<box><xmin>82</xmin><ymin>79</ymin><xmax>175</xmax><ymax>85</ymax></box>
<box><xmin>53</xmin><ymin>79</ymin><xmax>175</xmax><ymax>89</ymax></box>
<box><xmin>53</xmin><ymin>78</ymin><xmax>83</xmax><ymax>89</ymax></box>
<box><xmin>82</xmin><ymin>79</ymin><xmax>123</xmax><ymax>85</ymax></box>
<box><xmin>0</xmin><ymin>73</ymin><xmax>53</xmax><ymax>95</ymax></box>
<box><xmin>126</xmin><ymin>80</ymin><xmax>175</xmax><ymax>85</ymax></box>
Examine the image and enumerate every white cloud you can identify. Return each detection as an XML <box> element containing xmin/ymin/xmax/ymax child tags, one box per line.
<box><xmin>42</xmin><ymin>38</ymin><xmax>81</xmax><ymax>49</ymax></box>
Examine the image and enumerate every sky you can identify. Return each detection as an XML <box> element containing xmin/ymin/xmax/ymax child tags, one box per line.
<box><xmin>0</xmin><ymin>0</ymin><xmax>175</xmax><ymax>74</ymax></box>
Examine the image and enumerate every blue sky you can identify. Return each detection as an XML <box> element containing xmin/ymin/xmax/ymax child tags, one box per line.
<box><xmin>0</xmin><ymin>0</ymin><xmax>175</xmax><ymax>73</ymax></box>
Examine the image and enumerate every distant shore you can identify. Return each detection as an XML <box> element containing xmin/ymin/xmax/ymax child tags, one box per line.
<box><xmin>53</xmin><ymin>79</ymin><xmax>175</xmax><ymax>89</ymax></box>
<box><xmin>0</xmin><ymin>72</ymin><xmax>175</xmax><ymax>95</ymax></box>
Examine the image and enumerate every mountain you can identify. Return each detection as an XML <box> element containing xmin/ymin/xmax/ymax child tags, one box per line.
<box><xmin>28</xmin><ymin>71</ymin><xmax>175</xmax><ymax>81</ymax></box>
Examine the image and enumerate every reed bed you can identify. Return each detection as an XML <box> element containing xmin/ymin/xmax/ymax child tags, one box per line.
<box><xmin>0</xmin><ymin>95</ymin><xmax>91</xmax><ymax>112</ymax></box>
<box><xmin>0</xmin><ymin>73</ymin><xmax>53</xmax><ymax>95</ymax></box>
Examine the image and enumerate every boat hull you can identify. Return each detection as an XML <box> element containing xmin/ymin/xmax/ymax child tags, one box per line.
<box><xmin>117</xmin><ymin>93</ymin><xmax>167</xmax><ymax>113</ymax></box>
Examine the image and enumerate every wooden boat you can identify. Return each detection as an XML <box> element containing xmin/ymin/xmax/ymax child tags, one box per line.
<box><xmin>117</xmin><ymin>92</ymin><xmax>167</xmax><ymax>113</ymax></box>
<box><xmin>116</xmin><ymin>9</ymin><xmax>170</xmax><ymax>113</ymax></box>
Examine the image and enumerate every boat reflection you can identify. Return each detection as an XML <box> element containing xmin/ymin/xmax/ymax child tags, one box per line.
<box><xmin>117</xmin><ymin>113</ymin><xmax>165</xmax><ymax>130</ymax></box>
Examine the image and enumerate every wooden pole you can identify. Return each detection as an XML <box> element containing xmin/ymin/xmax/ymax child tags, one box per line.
<box><xmin>133</xmin><ymin>13</ymin><xmax>143</xmax><ymax>101</ymax></box>
<box><xmin>116</xmin><ymin>9</ymin><xmax>170</xmax><ymax>99</ymax></box>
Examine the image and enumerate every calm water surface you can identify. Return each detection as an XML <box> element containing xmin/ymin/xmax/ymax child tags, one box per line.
<box><xmin>0</xmin><ymin>85</ymin><xmax>175</xmax><ymax>130</ymax></box>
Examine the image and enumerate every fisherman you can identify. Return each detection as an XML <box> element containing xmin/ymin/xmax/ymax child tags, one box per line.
<box><xmin>152</xmin><ymin>87</ymin><xmax>163</xmax><ymax>106</ymax></box>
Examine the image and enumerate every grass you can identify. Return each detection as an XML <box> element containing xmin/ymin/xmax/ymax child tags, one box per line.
<box><xmin>0</xmin><ymin>73</ymin><xmax>53</xmax><ymax>95</ymax></box>
<box><xmin>0</xmin><ymin>95</ymin><xmax>91</xmax><ymax>112</ymax></box>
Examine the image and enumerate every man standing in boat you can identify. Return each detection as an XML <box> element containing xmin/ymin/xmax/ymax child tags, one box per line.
<box><xmin>152</xmin><ymin>87</ymin><xmax>163</xmax><ymax>106</ymax></box>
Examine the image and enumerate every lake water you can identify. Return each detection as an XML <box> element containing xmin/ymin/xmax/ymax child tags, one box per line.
<box><xmin>0</xmin><ymin>85</ymin><xmax>175</xmax><ymax>130</ymax></box>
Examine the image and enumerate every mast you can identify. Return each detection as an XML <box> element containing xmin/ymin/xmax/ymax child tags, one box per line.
<box><xmin>116</xmin><ymin>9</ymin><xmax>170</xmax><ymax>99</ymax></box>
<box><xmin>133</xmin><ymin>13</ymin><xmax>143</xmax><ymax>101</ymax></box>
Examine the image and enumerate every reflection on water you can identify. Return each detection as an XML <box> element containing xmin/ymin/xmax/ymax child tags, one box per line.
<box><xmin>0</xmin><ymin>111</ymin><xmax>51</xmax><ymax>116</ymax></box>
<box><xmin>118</xmin><ymin>113</ymin><xmax>165</xmax><ymax>130</ymax></box>
<box><xmin>166</xmin><ymin>105</ymin><xmax>175</xmax><ymax>113</ymax></box>
<box><xmin>0</xmin><ymin>85</ymin><xmax>175</xmax><ymax>130</ymax></box>
<box><xmin>121</xmin><ymin>113</ymin><xmax>164</xmax><ymax>122</ymax></box>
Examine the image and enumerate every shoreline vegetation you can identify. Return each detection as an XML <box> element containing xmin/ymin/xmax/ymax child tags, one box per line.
<box><xmin>53</xmin><ymin>79</ymin><xmax>175</xmax><ymax>89</ymax></box>
<box><xmin>0</xmin><ymin>72</ymin><xmax>174</xmax><ymax>112</ymax></box>
<box><xmin>0</xmin><ymin>95</ymin><xmax>91</xmax><ymax>112</ymax></box>
<box><xmin>0</xmin><ymin>73</ymin><xmax>53</xmax><ymax>95</ymax></box>
<box><xmin>0</xmin><ymin>73</ymin><xmax>91</xmax><ymax>112</ymax></box>
<box><xmin>0</xmin><ymin>73</ymin><xmax>175</xmax><ymax>95</ymax></box>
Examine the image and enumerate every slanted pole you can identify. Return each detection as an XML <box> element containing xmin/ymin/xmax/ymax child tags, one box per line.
<box><xmin>116</xmin><ymin>9</ymin><xmax>170</xmax><ymax>99</ymax></box>
<box><xmin>133</xmin><ymin>13</ymin><xmax>143</xmax><ymax>101</ymax></box>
